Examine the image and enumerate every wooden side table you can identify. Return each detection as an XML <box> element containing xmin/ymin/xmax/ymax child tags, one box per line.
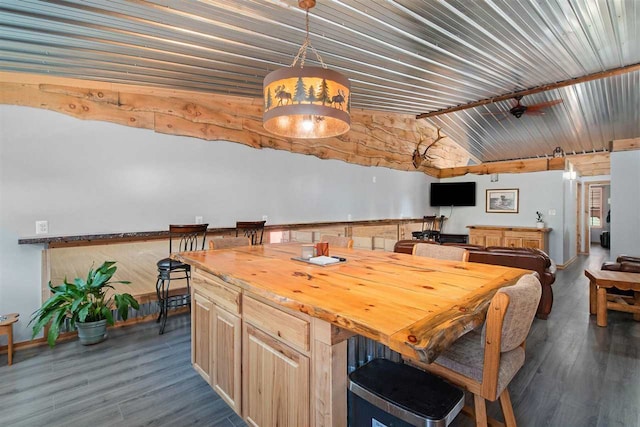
<box><xmin>585</xmin><ymin>269</ymin><xmax>640</xmax><ymax>327</ymax></box>
<box><xmin>0</xmin><ymin>313</ymin><xmax>19</xmax><ymax>365</ymax></box>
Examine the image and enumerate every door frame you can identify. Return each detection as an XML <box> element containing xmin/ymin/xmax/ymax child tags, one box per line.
<box><xmin>583</xmin><ymin>180</ymin><xmax>610</xmax><ymax>255</ymax></box>
<box><xmin>576</xmin><ymin>181</ymin><xmax>582</xmax><ymax>254</ymax></box>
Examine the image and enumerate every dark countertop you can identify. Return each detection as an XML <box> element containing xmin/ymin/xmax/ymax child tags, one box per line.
<box><xmin>19</xmin><ymin>217</ymin><xmax>424</xmax><ymax>246</ymax></box>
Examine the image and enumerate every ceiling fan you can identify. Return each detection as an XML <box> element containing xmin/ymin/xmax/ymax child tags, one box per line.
<box><xmin>502</xmin><ymin>95</ymin><xmax>563</xmax><ymax>118</ymax></box>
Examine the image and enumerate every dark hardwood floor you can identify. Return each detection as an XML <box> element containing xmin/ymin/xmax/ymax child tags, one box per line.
<box><xmin>1</xmin><ymin>245</ymin><xmax>638</xmax><ymax>427</ymax></box>
<box><xmin>0</xmin><ymin>315</ymin><xmax>246</xmax><ymax>427</ymax></box>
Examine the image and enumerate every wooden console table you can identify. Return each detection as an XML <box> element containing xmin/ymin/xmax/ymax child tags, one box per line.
<box><xmin>467</xmin><ymin>225</ymin><xmax>551</xmax><ymax>252</ymax></box>
<box><xmin>174</xmin><ymin>243</ymin><xmax>528</xmax><ymax>427</ymax></box>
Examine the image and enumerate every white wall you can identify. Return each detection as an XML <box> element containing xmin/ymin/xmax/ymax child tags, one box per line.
<box><xmin>0</xmin><ymin>106</ymin><xmax>435</xmax><ymax>343</ymax></box>
<box><xmin>610</xmin><ymin>150</ymin><xmax>640</xmax><ymax>259</ymax></box>
<box><xmin>439</xmin><ymin>171</ymin><xmax>567</xmax><ymax>263</ymax></box>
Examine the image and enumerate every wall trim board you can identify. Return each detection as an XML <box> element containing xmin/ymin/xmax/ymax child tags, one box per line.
<box><xmin>1</xmin><ymin>308</ymin><xmax>190</xmax><ymax>350</ymax></box>
<box><xmin>556</xmin><ymin>255</ymin><xmax>578</xmax><ymax>270</ymax></box>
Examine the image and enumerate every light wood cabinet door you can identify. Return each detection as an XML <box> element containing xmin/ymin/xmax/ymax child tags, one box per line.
<box><xmin>485</xmin><ymin>234</ymin><xmax>503</xmax><ymax>247</ymax></box>
<box><xmin>212</xmin><ymin>306</ymin><xmax>242</xmax><ymax>414</ymax></box>
<box><xmin>469</xmin><ymin>229</ymin><xmax>503</xmax><ymax>247</ymax></box>
<box><xmin>192</xmin><ymin>291</ymin><xmax>213</xmax><ymax>384</ymax></box>
<box><xmin>242</xmin><ymin>323</ymin><xmax>310</xmax><ymax>427</ymax></box>
<box><xmin>468</xmin><ymin>227</ymin><xmax>550</xmax><ymax>253</ymax></box>
<box><xmin>522</xmin><ymin>238</ymin><xmax>542</xmax><ymax>249</ymax></box>
<box><xmin>469</xmin><ymin>234</ymin><xmax>486</xmax><ymax>246</ymax></box>
<box><xmin>503</xmin><ymin>237</ymin><xmax>523</xmax><ymax>248</ymax></box>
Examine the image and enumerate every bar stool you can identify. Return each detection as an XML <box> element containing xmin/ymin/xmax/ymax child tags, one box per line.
<box><xmin>411</xmin><ymin>215</ymin><xmax>446</xmax><ymax>242</ymax></box>
<box><xmin>236</xmin><ymin>220</ymin><xmax>266</xmax><ymax>245</ymax></box>
<box><xmin>156</xmin><ymin>224</ymin><xmax>208</xmax><ymax>334</ymax></box>
<box><xmin>0</xmin><ymin>313</ymin><xmax>19</xmax><ymax>365</ymax></box>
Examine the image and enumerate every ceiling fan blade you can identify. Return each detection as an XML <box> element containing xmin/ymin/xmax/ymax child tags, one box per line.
<box><xmin>526</xmin><ymin>99</ymin><xmax>563</xmax><ymax>112</ymax></box>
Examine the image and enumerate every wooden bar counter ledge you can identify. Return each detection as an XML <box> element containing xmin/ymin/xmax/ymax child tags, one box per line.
<box><xmin>173</xmin><ymin>243</ymin><xmax>529</xmax><ymax>427</ymax></box>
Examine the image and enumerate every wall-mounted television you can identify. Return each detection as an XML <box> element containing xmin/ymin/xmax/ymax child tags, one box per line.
<box><xmin>430</xmin><ymin>182</ymin><xmax>476</xmax><ymax>206</ymax></box>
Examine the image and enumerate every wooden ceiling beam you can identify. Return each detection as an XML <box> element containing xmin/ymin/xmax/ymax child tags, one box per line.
<box><xmin>438</xmin><ymin>157</ymin><xmax>564</xmax><ymax>178</ymax></box>
<box><xmin>610</xmin><ymin>137</ymin><xmax>640</xmax><ymax>152</ymax></box>
<box><xmin>417</xmin><ymin>62</ymin><xmax>640</xmax><ymax>119</ymax></box>
<box><xmin>0</xmin><ymin>72</ymin><xmax>472</xmax><ymax>177</ymax></box>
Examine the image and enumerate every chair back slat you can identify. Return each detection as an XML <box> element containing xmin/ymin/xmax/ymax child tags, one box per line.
<box><xmin>236</xmin><ymin>221</ymin><xmax>266</xmax><ymax>245</ymax></box>
<box><xmin>169</xmin><ymin>224</ymin><xmax>208</xmax><ymax>253</ymax></box>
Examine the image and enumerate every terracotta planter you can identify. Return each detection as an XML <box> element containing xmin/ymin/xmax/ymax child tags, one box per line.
<box><xmin>76</xmin><ymin>319</ymin><xmax>108</xmax><ymax>345</ymax></box>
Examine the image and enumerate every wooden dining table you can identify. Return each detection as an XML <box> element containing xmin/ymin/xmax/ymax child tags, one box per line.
<box><xmin>174</xmin><ymin>243</ymin><xmax>529</xmax><ymax>427</ymax></box>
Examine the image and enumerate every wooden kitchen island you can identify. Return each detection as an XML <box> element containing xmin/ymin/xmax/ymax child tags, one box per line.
<box><xmin>174</xmin><ymin>243</ymin><xmax>529</xmax><ymax>427</ymax></box>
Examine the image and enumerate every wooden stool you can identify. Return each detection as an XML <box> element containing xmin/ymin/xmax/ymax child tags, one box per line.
<box><xmin>0</xmin><ymin>313</ymin><xmax>19</xmax><ymax>365</ymax></box>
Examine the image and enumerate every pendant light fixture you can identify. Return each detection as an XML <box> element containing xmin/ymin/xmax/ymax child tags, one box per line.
<box><xmin>263</xmin><ymin>0</ymin><xmax>350</xmax><ymax>139</ymax></box>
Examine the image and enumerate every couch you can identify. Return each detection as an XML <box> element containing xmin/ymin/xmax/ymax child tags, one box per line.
<box><xmin>393</xmin><ymin>240</ymin><xmax>556</xmax><ymax>319</ymax></box>
<box><xmin>602</xmin><ymin>255</ymin><xmax>640</xmax><ymax>273</ymax></box>
<box><xmin>600</xmin><ymin>255</ymin><xmax>640</xmax><ymax>297</ymax></box>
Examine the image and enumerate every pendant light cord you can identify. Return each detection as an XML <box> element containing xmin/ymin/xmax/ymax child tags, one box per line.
<box><xmin>291</xmin><ymin>7</ymin><xmax>326</xmax><ymax>69</ymax></box>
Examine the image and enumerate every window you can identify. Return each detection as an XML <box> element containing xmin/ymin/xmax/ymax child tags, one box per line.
<box><xmin>589</xmin><ymin>186</ymin><xmax>603</xmax><ymax>228</ymax></box>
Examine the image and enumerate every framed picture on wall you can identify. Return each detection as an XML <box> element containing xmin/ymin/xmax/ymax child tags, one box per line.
<box><xmin>486</xmin><ymin>189</ymin><xmax>519</xmax><ymax>213</ymax></box>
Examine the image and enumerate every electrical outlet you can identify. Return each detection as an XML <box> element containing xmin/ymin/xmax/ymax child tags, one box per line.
<box><xmin>35</xmin><ymin>220</ymin><xmax>48</xmax><ymax>234</ymax></box>
<box><xmin>195</xmin><ymin>216</ymin><xmax>203</xmax><ymax>224</ymax></box>
<box><xmin>262</xmin><ymin>215</ymin><xmax>268</xmax><ymax>222</ymax></box>
<box><xmin>548</xmin><ymin>209</ymin><xmax>557</xmax><ymax>216</ymax></box>
<box><xmin>372</xmin><ymin>176</ymin><xmax>377</xmax><ymax>183</ymax></box>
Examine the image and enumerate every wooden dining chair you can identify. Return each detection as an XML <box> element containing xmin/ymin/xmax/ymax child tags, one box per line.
<box><xmin>409</xmin><ymin>274</ymin><xmax>542</xmax><ymax>427</ymax></box>
<box><xmin>413</xmin><ymin>242</ymin><xmax>469</xmax><ymax>261</ymax></box>
<box><xmin>236</xmin><ymin>220</ymin><xmax>266</xmax><ymax>245</ymax></box>
<box><xmin>320</xmin><ymin>234</ymin><xmax>354</xmax><ymax>249</ymax></box>
<box><xmin>209</xmin><ymin>236</ymin><xmax>251</xmax><ymax>250</ymax></box>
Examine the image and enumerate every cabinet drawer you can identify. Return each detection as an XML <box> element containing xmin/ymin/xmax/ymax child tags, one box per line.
<box><xmin>243</xmin><ymin>295</ymin><xmax>310</xmax><ymax>352</ymax></box>
<box><xmin>192</xmin><ymin>271</ymin><xmax>240</xmax><ymax>314</ymax></box>
<box><xmin>504</xmin><ymin>231</ymin><xmax>541</xmax><ymax>240</ymax></box>
<box><xmin>470</xmin><ymin>229</ymin><xmax>502</xmax><ymax>237</ymax></box>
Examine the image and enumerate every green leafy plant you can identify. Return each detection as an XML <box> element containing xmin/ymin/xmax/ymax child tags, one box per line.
<box><xmin>30</xmin><ymin>261</ymin><xmax>139</xmax><ymax>347</ymax></box>
<box><xmin>536</xmin><ymin>211</ymin><xmax>543</xmax><ymax>222</ymax></box>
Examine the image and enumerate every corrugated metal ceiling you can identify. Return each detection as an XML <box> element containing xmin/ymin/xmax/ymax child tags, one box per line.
<box><xmin>0</xmin><ymin>0</ymin><xmax>638</xmax><ymax>164</ymax></box>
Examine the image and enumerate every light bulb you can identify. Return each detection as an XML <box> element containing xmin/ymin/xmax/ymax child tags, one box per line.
<box><xmin>302</xmin><ymin>118</ymin><xmax>313</xmax><ymax>131</ymax></box>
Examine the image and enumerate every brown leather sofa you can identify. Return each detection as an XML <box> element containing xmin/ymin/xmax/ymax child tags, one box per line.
<box><xmin>393</xmin><ymin>240</ymin><xmax>556</xmax><ymax>319</ymax></box>
<box><xmin>602</xmin><ymin>255</ymin><xmax>640</xmax><ymax>273</ymax></box>
<box><xmin>601</xmin><ymin>255</ymin><xmax>640</xmax><ymax>297</ymax></box>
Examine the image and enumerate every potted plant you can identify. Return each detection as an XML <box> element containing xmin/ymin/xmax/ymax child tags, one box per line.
<box><xmin>536</xmin><ymin>211</ymin><xmax>545</xmax><ymax>228</ymax></box>
<box><xmin>30</xmin><ymin>261</ymin><xmax>139</xmax><ymax>347</ymax></box>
